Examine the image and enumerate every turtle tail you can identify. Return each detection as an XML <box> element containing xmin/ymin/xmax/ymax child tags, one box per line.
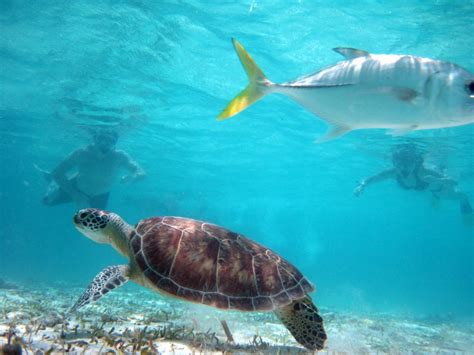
<box><xmin>274</xmin><ymin>296</ymin><xmax>327</xmax><ymax>351</ymax></box>
<box><xmin>218</xmin><ymin>38</ymin><xmax>274</xmax><ymax>120</ymax></box>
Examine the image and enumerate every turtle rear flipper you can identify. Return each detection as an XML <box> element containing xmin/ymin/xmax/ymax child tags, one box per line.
<box><xmin>274</xmin><ymin>296</ymin><xmax>326</xmax><ymax>351</ymax></box>
<box><xmin>69</xmin><ymin>265</ymin><xmax>129</xmax><ymax>313</ymax></box>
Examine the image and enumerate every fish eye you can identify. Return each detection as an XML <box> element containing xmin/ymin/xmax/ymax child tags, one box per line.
<box><xmin>465</xmin><ymin>81</ymin><xmax>474</xmax><ymax>95</ymax></box>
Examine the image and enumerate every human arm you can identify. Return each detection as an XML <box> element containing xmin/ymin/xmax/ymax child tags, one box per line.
<box><xmin>421</xmin><ymin>166</ymin><xmax>444</xmax><ymax>179</ymax></box>
<box><xmin>354</xmin><ymin>168</ymin><xmax>396</xmax><ymax>196</ymax></box>
<box><xmin>33</xmin><ymin>164</ymin><xmax>52</xmax><ymax>181</ymax></box>
<box><xmin>420</xmin><ymin>167</ymin><xmax>458</xmax><ymax>192</ymax></box>
<box><xmin>117</xmin><ymin>151</ymin><xmax>146</xmax><ymax>183</ymax></box>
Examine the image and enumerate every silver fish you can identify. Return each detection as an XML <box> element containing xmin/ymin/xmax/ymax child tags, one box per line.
<box><xmin>218</xmin><ymin>39</ymin><xmax>474</xmax><ymax>141</ymax></box>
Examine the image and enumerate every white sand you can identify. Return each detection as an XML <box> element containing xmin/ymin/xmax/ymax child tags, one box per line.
<box><xmin>0</xmin><ymin>283</ymin><xmax>472</xmax><ymax>354</ymax></box>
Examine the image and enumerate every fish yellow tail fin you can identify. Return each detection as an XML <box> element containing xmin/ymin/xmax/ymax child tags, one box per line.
<box><xmin>218</xmin><ymin>39</ymin><xmax>272</xmax><ymax>120</ymax></box>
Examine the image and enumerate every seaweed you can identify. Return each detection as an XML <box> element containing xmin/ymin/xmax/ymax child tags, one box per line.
<box><xmin>220</xmin><ymin>319</ymin><xmax>235</xmax><ymax>343</ymax></box>
<box><xmin>251</xmin><ymin>334</ymin><xmax>270</xmax><ymax>350</ymax></box>
<box><xmin>143</xmin><ymin>309</ymin><xmax>172</xmax><ymax>323</ymax></box>
<box><xmin>99</xmin><ymin>309</ymin><xmax>123</xmax><ymax>324</ymax></box>
<box><xmin>0</xmin><ymin>323</ymin><xmax>28</xmax><ymax>355</ymax></box>
<box><xmin>2</xmin><ymin>284</ymin><xmax>473</xmax><ymax>353</ymax></box>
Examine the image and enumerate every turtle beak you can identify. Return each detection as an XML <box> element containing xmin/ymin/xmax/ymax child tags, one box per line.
<box><xmin>73</xmin><ymin>209</ymin><xmax>92</xmax><ymax>228</ymax></box>
<box><xmin>72</xmin><ymin>209</ymin><xmax>111</xmax><ymax>244</ymax></box>
<box><xmin>73</xmin><ymin>208</ymin><xmax>109</xmax><ymax>230</ymax></box>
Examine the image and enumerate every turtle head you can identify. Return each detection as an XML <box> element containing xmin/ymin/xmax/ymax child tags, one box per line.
<box><xmin>73</xmin><ymin>208</ymin><xmax>126</xmax><ymax>245</ymax></box>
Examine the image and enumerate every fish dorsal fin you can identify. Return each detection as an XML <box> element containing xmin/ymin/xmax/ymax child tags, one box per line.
<box><xmin>333</xmin><ymin>47</ymin><xmax>370</xmax><ymax>60</ymax></box>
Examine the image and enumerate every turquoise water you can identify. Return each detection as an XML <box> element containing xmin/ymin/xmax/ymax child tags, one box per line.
<box><xmin>1</xmin><ymin>0</ymin><xmax>473</xmax><ymax>332</ymax></box>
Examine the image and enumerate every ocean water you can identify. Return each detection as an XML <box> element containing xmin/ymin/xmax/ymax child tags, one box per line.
<box><xmin>1</xmin><ymin>0</ymin><xmax>473</xmax><ymax>352</ymax></box>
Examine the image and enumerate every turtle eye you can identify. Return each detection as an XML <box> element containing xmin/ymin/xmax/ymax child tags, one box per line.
<box><xmin>465</xmin><ymin>80</ymin><xmax>474</xmax><ymax>95</ymax></box>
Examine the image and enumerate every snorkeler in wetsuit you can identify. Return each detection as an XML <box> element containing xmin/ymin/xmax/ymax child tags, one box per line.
<box><xmin>354</xmin><ymin>144</ymin><xmax>473</xmax><ymax>217</ymax></box>
<box><xmin>40</xmin><ymin>130</ymin><xmax>145</xmax><ymax>209</ymax></box>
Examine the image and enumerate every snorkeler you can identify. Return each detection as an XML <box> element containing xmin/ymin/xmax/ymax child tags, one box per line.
<box><xmin>40</xmin><ymin>130</ymin><xmax>145</xmax><ymax>209</ymax></box>
<box><xmin>354</xmin><ymin>144</ymin><xmax>473</xmax><ymax>217</ymax></box>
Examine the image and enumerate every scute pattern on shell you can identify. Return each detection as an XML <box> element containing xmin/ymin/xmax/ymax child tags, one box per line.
<box><xmin>130</xmin><ymin>217</ymin><xmax>314</xmax><ymax>311</ymax></box>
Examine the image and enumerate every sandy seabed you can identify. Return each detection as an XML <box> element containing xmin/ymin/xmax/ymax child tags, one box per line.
<box><xmin>0</xmin><ymin>280</ymin><xmax>472</xmax><ymax>354</ymax></box>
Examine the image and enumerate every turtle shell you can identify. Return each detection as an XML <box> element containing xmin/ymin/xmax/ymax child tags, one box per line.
<box><xmin>129</xmin><ymin>217</ymin><xmax>314</xmax><ymax>311</ymax></box>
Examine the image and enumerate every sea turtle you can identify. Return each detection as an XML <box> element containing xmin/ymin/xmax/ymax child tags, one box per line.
<box><xmin>70</xmin><ymin>208</ymin><xmax>327</xmax><ymax>350</ymax></box>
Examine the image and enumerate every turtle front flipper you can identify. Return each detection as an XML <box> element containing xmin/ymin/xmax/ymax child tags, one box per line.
<box><xmin>69</xmin><ymin>265</ymin><xmax>129</xmax><ymax>312</ymax></box>
<box><xmin>274</xmin><ymin>296</ymin><xmax>327</xmax><ymax>351</ymax></box>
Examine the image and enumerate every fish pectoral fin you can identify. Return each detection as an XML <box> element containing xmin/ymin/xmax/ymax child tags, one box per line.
<box><xmin>333</xmin><ymin>47</ymin><xmax>370</xmax><ymax>60</ymax></box>
<box><xmin>388</xmin><ymin>125</ymin><xmax>418</xmax><ymax>136</ymax></box>
<box><xmin>316</xmin><ymin>125</ymin><xmax>352</xmax><ymax>143</ymax></box>
<box><xmin>375</xmin><ymin>87</ymin><xmax>419</xmax><ymax>102</ymax></box>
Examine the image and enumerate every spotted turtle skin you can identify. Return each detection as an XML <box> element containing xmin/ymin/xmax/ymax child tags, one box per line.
<box><xmin>129</xmin><ymin>217</ymin><xmax>314</xmax><ymax>311</ymax></box>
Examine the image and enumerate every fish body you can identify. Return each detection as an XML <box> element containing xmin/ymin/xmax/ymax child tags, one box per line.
<box><xmin>219</xmin><ymin>39</ymin><xmax>474</xmax><ymax>141</ymax></box>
